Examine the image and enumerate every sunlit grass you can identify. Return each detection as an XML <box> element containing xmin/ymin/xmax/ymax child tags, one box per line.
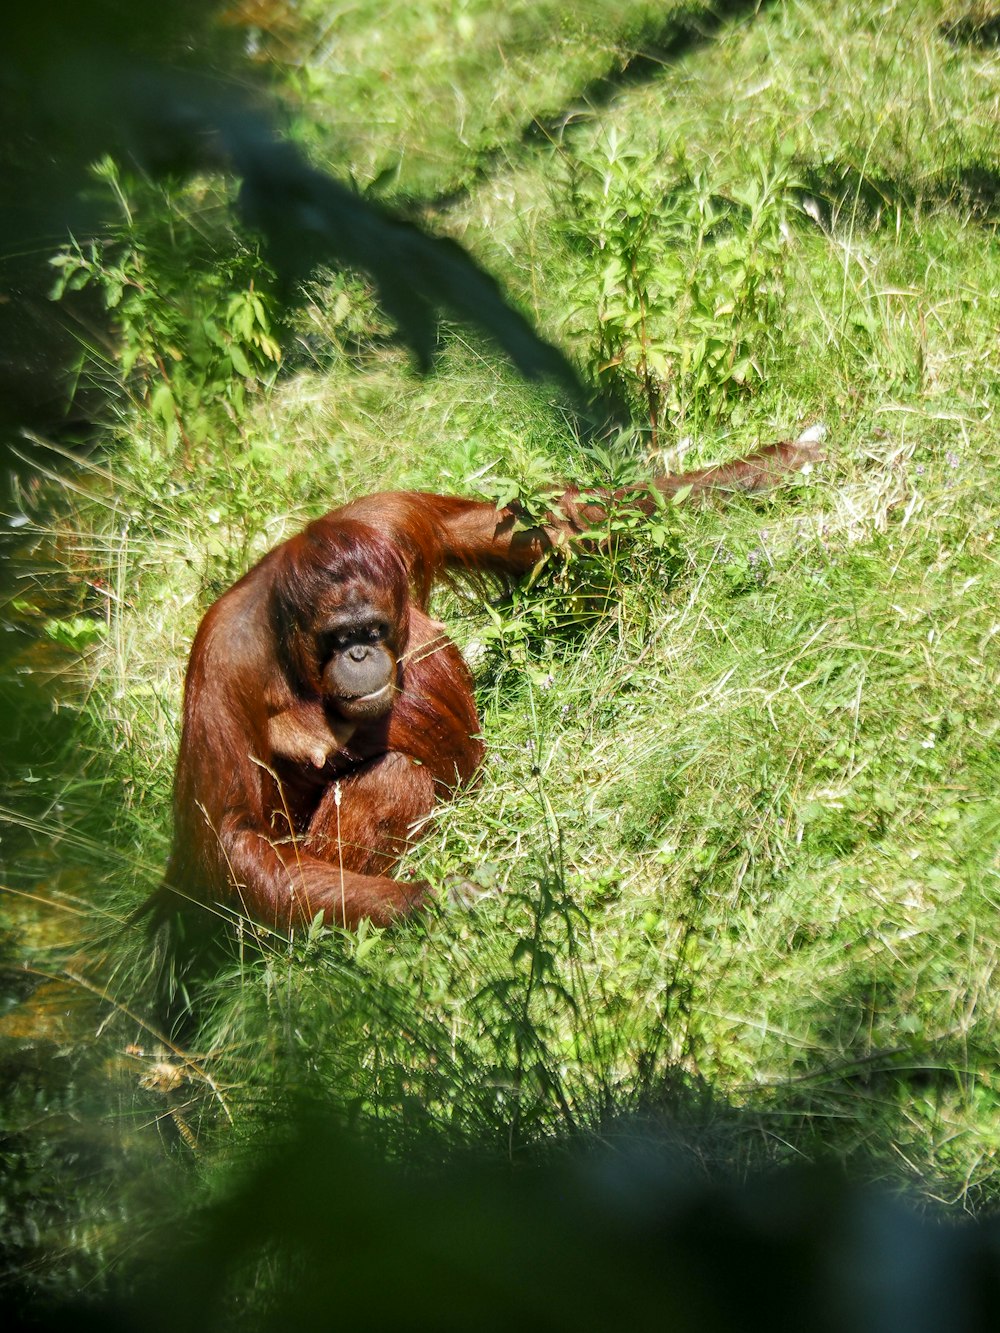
<box><xmin>3</xmin><ymin>0</ymin><xmax>1000</xmax><ymax>1299</ymax></box>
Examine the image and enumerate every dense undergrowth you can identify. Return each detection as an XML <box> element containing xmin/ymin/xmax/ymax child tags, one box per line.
<box><xmin>2</xmin><ymin>0</ymin><xmax>999</xmax><ymax>1307</ymax></box>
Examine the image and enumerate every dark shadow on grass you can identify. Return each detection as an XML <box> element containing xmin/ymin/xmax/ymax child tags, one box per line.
<box><xmin>525</xmin><ymin>0</ymin><xmax>779</xmax><ymax>143</ymax></box>
<box><xmin>2</xmin><ymin>3</ymin><xmax>605</xmax><ymax>455</ymax></box>
<box><xmin>941</xmin><ymin>8</ymin><xmax>1000</xmax><ymax>48</ymax></box>
<box><xmin>798</xmin><ymin>158</ymin><xmax>1000</xmax><ymax>228</ymax></box>
<box><xmin>746</xmin><ymin>959</ymin><xmax>1000</xmax><ymax>1212</ymax></box>
<box><xmin>425</xmin><ymin>1</ymin><xmax>777</xmax><ymax>210</ymax></box>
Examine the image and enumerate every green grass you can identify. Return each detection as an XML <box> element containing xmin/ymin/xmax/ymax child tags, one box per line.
<box><xmin>3</xmin><ymin>0</ymin><xmax>1000</xmax><ymax>1302</ymax></box>
<box><xmin>284</xmin><ymin>0</ymin><xmax>727</xmax><ymax>197</ymax></box>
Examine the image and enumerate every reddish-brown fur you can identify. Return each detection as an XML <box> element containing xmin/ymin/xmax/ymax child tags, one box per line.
<box><xmin>164</xmin><ymin>439</ymin><xmax>819</xmax><ymax>933</ymax></box>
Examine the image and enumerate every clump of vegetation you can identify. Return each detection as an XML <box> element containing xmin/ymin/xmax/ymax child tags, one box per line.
<box><xmin>561</xmin><ymin>132</ymin><xmax>796</xmax><ymax>441</ymax></box>
<box><xmin>49</xmin><ymin>159</ymin><xmax>282</xmax><ymax>453</ymax></box>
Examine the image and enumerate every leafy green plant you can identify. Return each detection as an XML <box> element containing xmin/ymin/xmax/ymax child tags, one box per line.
<box><xmin>49</xmin><ymin>158</ymin><xmax>282</xmax><ymax>451</ymax></box>
<box><xmin>42</xmin><ymin>615</ymin><xmax>107</xmax><ymax>650</ymax></box>
<box><xmin>469</xmin><ymin>485</ymin><xmax>683</xmax><ymax>675</ymax></box>
<box><xmin>561</xmin><ymin>132</ymin><xmax>798</xmax><ymax>440</ymax></box>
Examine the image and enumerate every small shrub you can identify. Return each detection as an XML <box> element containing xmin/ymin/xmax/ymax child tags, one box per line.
<box><xmin>560</xmin><ymin>133</ymin><xmax>798</xmax><ymax>441</ymax></box>
<box><xmin>49</xmin><ymin>158</ymin><xmax>282</xmax><ymax>451</ymax></box>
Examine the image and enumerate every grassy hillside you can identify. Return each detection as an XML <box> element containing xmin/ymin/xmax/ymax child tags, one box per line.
<box><xmin>2</xmin><ymin>0</ymin><xmax>998</xmax><ymax>1301</ymax></box>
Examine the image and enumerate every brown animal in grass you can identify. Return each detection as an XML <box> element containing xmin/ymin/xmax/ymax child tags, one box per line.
<box><xmin>163</xmin><ymin>438</ymin><xmax>820</xmax><ymax>933</ymax></box>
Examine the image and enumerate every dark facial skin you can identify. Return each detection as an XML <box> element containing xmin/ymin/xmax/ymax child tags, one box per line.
<box><xmin>320</xmin><ymin>615</ymin><xmax>398</xmax><ymax>721</ymax></box>
<box><xmin>312</xmin><ymin>587</ymin><xmax>405</xmax><ymax>723</ymax></box>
